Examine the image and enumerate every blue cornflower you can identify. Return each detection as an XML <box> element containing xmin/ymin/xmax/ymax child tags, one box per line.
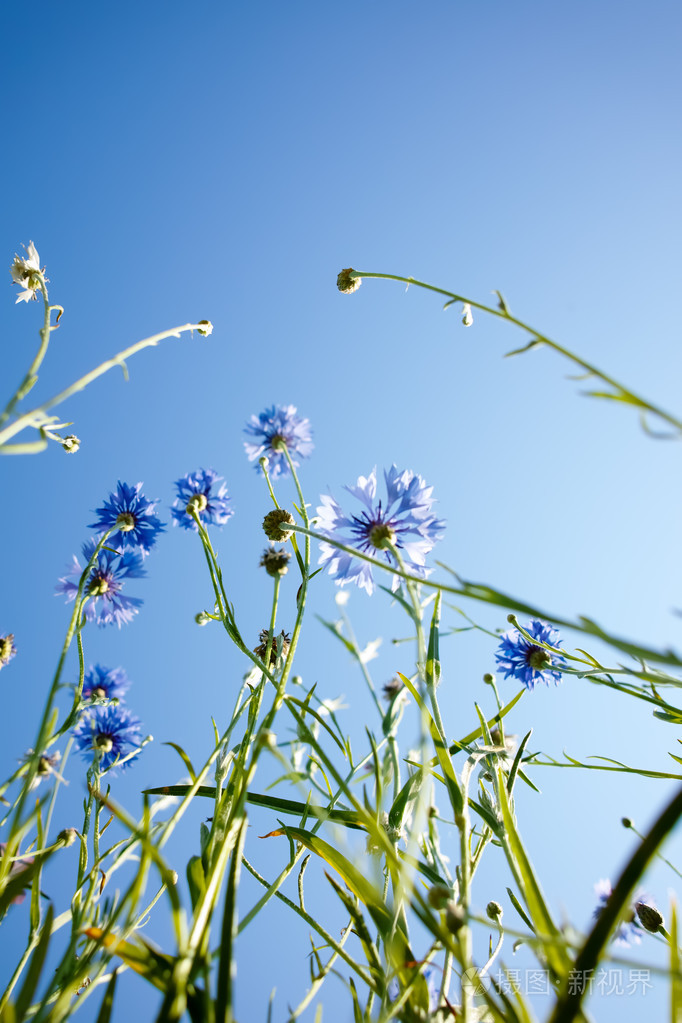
<box><xmin>317</xmin><ymin>466</ymin><xmax>446</xmax><ymax>596</ymax></box>
<box><xmin>0</xmin><ymin>634</ymin><xmax>16</xmax><ymax>670</ymax></box>
<box><xmin>81</xmin><ymin>664</ymin><xmax>131</xmax><ymax>701</ymax></box>
<box><xmin>171</xmin><ymin>468</ymin><xmax>234</xmax><ymax>531</ymax></box>
<box><xmin>593</xmin><ymin>880</ymin><xmax>645</xmax><ymax>947</ymax></box>
<box><xmin>55</xmin><ymin>539</ymin><xmax>145</xmax><ymax>628</ymax></box>
<box><xmin>72</xmin><ymin>704</ymin><xmax>143</xmax><ymax>772</ymax></box>
<box><xmin>495</xmin><ymin>618</ymin><xmax>564</xmax><ymax>691</ymax></box>
<box><xmin>89</xmin><ymin>481</ymin><xmax>165</xmax><ymax>556</ymax></box>
<box><xmin>243</xmin><ymin>405</ymin><xmax>313</xmax><ymax>479</ymax></box>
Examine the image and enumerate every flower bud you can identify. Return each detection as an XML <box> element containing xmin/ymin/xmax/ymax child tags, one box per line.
<box><xmin>337</xmin><ymin>267</ymin><xmax>361</xmax><ymax>294</ymax></box>
<box><xmin>621</xmin><ymin>817</ymin><xmax>633</xmax><ymax>829</ymax></box>
<box><xmin>195</xmin><ymin>611</ymin><xmax>211</xmax><ymax>626</ymax></box>
<box><xmin>196</xmin><ymin>320</ymin><xmax>213</xmax><ymax>336</ymax></box>
<box><xmin>57</xmin><ymin>828</ymin><xmax>78</xmax><ymax>847</ymax></box>
<box><xmin>486</xmin><ymin>901</ymin><xmax>503</xmax><ymax>921</ymax></box>
<box><xmin>445</xmin><ymin>900</ymin><xmax>466</xmax><ymax>934</ymax></box>
<box><xmin>428</xmin><ymin>884</ymin><xmax>452</xmax><ymax>910</ymax></box>
<box><xmin>635</xmin><ymin>902</ymin><xmax>664</xmax><ymax>933</ymax></box>
<box><xmin>461</xmin><ymin>303</ymin><xmax>474</xmax><ymax>327</ymax></box>
<box><xmin>263</xmin><ymin>508</ymin><xmax>295</xmax><ymax>542</ymax></box>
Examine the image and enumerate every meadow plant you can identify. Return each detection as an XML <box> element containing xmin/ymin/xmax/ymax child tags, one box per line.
<box><xmin>2</xmin><ymin>248</ymin><xmax>682</xmax><ymax>1022</ymax></box>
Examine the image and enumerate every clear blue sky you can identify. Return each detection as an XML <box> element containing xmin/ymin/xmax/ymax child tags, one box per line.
<box><xmin>1</xmin><ymin>2</ymin><xmax>681</xmax><ymax>1019</ymax></box>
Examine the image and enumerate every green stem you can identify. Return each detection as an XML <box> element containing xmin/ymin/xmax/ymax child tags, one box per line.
<box><xmin>0</xmin><ymin>279</ymin><xmax>55</xmax><ymax>427</ymax></box>
<box><xmin>0</xmin><ymin>322</ymin><xmax>210</xmax><ymax>449</ymax></box>
<box><xmin>353</xmin><ymin>271</ymin><xmax>682</xmax><ymax>434</ymax></box>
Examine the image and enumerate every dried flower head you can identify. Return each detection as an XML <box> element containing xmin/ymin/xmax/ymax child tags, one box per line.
<box><xmin>254</xmin><ymin>629</ymin><xmax>291</xmax><ymax>667</ymax></box>
<box><xmin>260</xmin><ymin>546</ymin><xmax>292</xmax><ymax>577</ymax></box>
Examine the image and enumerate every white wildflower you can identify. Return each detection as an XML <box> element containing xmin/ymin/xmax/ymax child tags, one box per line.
<box><xmin>10</xmin><ymin>242</ymin><xmax>45</xmax><ymax>303</ymax></box>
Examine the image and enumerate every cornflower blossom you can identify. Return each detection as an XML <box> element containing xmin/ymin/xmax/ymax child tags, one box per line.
<box><xmin>495</xmin><ymin>618</ymin><xmax>565</xmax><ymax>691</ymax></box>
<box><xmin>0</xmin><ymin>634</ymin><xmax>16</xmax><ymax>670</ymax></box>
<box><xmin>10</xmin><ymin>242</ymin><xmax>45</xmax><ymax>303</ymax></box>
<box><xmin>243</xmin><ymin>405</ymin><xmax>313</xmax><ymax>479</ymax></box>
<box><xmin>72</xmin><ymin>705</ymin><xmax>143</xmax><ymax>772</ymax></box>
<box><xmin>81</xmin><ymin>664</ymin><xmax>131</xmax><ymax>701</ymax></box>
<box><xmin>22</xmin><ymin>750</ymin><xmax>64</xmax><ymax>789</ymax></box>
<box><xmin>316</xmin><ymin>466</ymin><xmax>446</xmax><ymax>596</ymax></box>
<box><xmin>171</xmin><ymin>469</ymin><xmax>233</xmax><ymax>531</ymax></box>
<box><xmin>55</xmin><ymin>539</ymin><xmax>145</xmax><ymax>628</ymax></box>
<box><xmin>593</xmin><ymin>880</ymin><xmax>646</xmax><ymax>947</ymax></box>
<box><xmin>89</xmin><ymin>481</ymin><xmax>165</xmax><ymax>556</ymax></box>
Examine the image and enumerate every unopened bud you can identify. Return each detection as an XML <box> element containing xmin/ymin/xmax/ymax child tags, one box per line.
<box><xmin>337</xmin><ymin>268</ymin><xmax>361</xmax><ymax>294</ymax></box>
<box><xmin>428</xmin><ymin>884</ymin><xmax>452</xmax><ymax>910</ymax></box>
<box><xmin>196</xmin><ymin>320</ymin><xmax>213</xmax><ymax>336</ymax></box>
<box><xmin>445</xmin><ymin>900</ymin><xmax>466</xmax><ymax>934</ymax></box>
<box><xmin>461</xmin><ymin>303</ymin><xmax>473</xmax><ymax>327</ymax></box>
<box><xmin>486</xmin><ymin>901</ymin><xmax>503</xmax><ymax>921</ymax></box>
<box><xmin>263</xmin><ymin>508</ymin><xmax>295</xmax><ymax>542</ymax></box>
<box><xmin>635</xmin><ymin>902</ymin><xmax>664</xmax><ymax>933</ymax></box>
<box><xmin>621</xmin><ymin>817</ymin><xmax>633</xmax><ymax>829</ymax></box>
<box><xmin>195</xmin><ymin>611</ymin><xmax>211</xmax><ymax>626</ymax></box>
<box><xmin>57</xmin><ymin>828</ymin><xmax>77</xmax><ymax>847</ymax></box>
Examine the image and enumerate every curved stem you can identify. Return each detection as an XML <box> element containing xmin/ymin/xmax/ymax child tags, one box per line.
<box><xmin>353</xmin><ymin>270</ymin><xmax>682</xmax><ymax>435</ymax></box>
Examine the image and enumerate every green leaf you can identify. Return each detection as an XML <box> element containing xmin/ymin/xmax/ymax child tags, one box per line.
<box><xmin>425</xmin><ymin>592</ymin><xmax>441</xmax><ymax>688</ymax></box>
<box><xmin>497</xmin><ymin>784</ymin><xmax>569</xmax><ymax>981</ymax></box>
<box><xmin>14</xmin><ymin>904</ymin><xmax>54</xmax><ymax>1022</ymax></box>
<box><xmin>94</xmin><ymin>969</ymin><xmax>118</xmax><ymax>1023</ymax></box>
<box><xmin>671</xmin><ymin>902</ymin><xmax>682</xmax><ymax>1023</ymax></box>
<box><xmin>162</xmin><ymin>743</ymin><xmax>197</xmax><ymax>783</ymax></box>
<box><xmin>397</xmin><ymin>672</ymin><xmax>463</xmax><ymax>815</ymax></box>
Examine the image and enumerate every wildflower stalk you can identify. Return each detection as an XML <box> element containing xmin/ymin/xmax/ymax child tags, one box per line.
<box><xmin>0</xmin><ymin>322</ymin><xmax>212</xmax><ymax>451</ymax></box>
<box><xmin>0</xmin><ymin>278</ymin><xmax>60</xmax><ymax>428</ymax></box>
<box><xmin>4</xmin><ymin>530</ymin><xmax>114</xmax><ymax>869</ymax></box>
<box><xmin>350</xmin><ymin>270</ymin><xmax>682</xmax><ymax>435</ymax></box>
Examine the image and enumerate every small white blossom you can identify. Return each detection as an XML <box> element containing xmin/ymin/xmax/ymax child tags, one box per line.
<box><xmin>318</xmin><ymin>695</ymin><xmax>347</xmax><ymax>716</ymax></box>
<box><xmin>359</xmin><ymin>637</ymin><xmax>382</xmax><ymax>664</ymax></box>
<box><xmin>335</xmin><ymin>590</ymin><xmax>350</xmax><ymax>607</ymax></box>
<box><xmin>10</xmin><ymin>242</ymin><xmax>45</xmax><ymax>303</ymax></box>
<box><xmin>461</xmin><ymin>303</ymin><xmax>473</xmax><ymax>327</ymax></box>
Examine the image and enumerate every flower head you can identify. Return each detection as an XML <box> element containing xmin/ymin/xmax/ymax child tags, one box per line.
<box><xmin>0</xmin><ymin>634</ymin><xmax>16</xmax><ymax>669</ymax></box>
<box><xmin>81</xmin><ymin>664</ymin><xmax>131</xmax><ymax>702</ymax></box>
<box><xmin>254</xmin><ymin>629</ymin><xmax>291</xmax><ymax>667</ymax></box>
<box><xmin>260</xmin><ymin>546</ymin><xmax>291</xmax><ymax>577</ymax></box>
<box><xmin>495</xmin><ymin>618</ymin><xmax>564</xmax><ymax>691</ymax></box>
<box><xmin>243</xmin><ymin>405</ymin><xmax>313</xmax><ymax>479</ymax></box>
<box><xmin>22</xmin><ymin>749</ymin><xmax>64</xmax><ymax>789</ymax></box>
<box><xmin>72</xmin><ymin>704</ymin><xmax>143</xmax><ymax>772</ymax></box>
<box><xmin>317</xmin><ymin>466</ymin><xmax>445</xmax><ymax>595</ymax></box>
<box><xmin>171</xmin><ymin>469</ymin><xmax>233</xmax><ymax>531</ymax></box>
<box><xmin>337</xmin><ymin>268</ymin><xmax>361</xmax><ymax>294</ymax></box>
<box><xmin>55</xmin><ymin>539</ymin><xmax>145</xmax><ymax>628</ymax></box>
<box><xmin>89</xmin><ymin>482</ymin><xmax>165</xmax><ymax>556</ymax></box>
<box><xmin>593</xmin><ymin>880</ymin><xmax>647</xmax><ymax>947</ymax></box>
<box><xmin>10</xmin><ymin>242</ymin><xmax>46</xmax><ymax>303</ymax></box>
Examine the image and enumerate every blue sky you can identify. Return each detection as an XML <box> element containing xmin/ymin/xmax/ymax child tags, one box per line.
<box><xmin>1</xmin><ymin>1</ymin><xmax>682</xmax><ymax>1019</ymax></box>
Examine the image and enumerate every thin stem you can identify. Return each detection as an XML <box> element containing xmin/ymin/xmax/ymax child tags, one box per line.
<box><xmin>0</xmin><ymin>322</ymin><xmax>211</xmax><ymax>448</ymax></box>
<box><xmin>353</xmin><ymin>270</ymin><xmax>682</xmax><ymax>435</ymax></box>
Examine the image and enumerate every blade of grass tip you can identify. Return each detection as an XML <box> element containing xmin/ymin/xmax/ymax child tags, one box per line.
<box><xmin>507</xmin><ymin>730</ymin><xmax>533</xmax><ymax>794</ymax></box>
<box><xmin>215</xmin><ymin>818</ymin><xmax>247</xmax><ymax>1023</ymax></box>
<box><xmin>94</xmin><ymin>969</ymin><xmax>118</xmax><ymax>1023</ymax></box>
<box><xmin>14</xmin><ymin>904</ymin><xmax>54</xmax><ymax>1022</ymax></box>
<box><xmin>505</xmin><ymin>888</ymin><xmax>535</xmax><ymax>932</ymax></box>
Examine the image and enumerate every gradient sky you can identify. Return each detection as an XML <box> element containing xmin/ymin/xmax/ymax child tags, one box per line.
<box><xmin>1</xmin><ymin>2</ymin><xmax>681</xmax><ymax>1020</ymax></box>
